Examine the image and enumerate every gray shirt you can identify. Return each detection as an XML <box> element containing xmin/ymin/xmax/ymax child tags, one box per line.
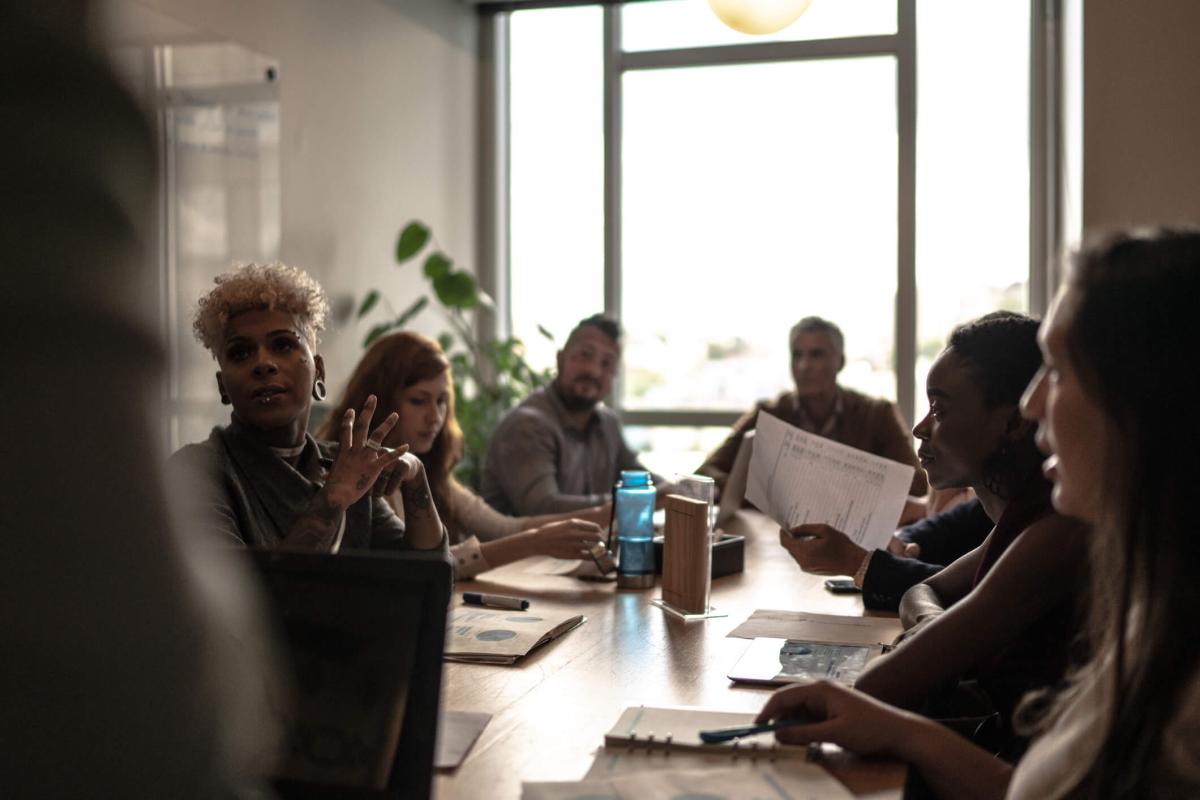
<box><xmin>480</xmin><ymin>385</ymin><xmax>651</xmax><ymax>515</ymax></box>
<box><xmin>169</xmin><ymin>419</ymin><xmax>449</xmax><ymax>559</ymax></box>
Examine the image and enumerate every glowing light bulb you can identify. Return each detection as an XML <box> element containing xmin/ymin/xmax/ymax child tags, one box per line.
<box><xmin>707</xmin><ymin>0</ymin><xmax>813</xmax><ymax>35</ymax></box>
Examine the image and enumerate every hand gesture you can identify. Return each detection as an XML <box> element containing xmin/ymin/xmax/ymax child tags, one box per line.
<box><xmin>886</xmin><ymin>534</ymin><xmax>922</xmax><ymax>558</ymax></box>
<box><xmin>529</xmin><ymin>519</ymin><xmax>605</xmax><ymax>560</ymax></box>
<box><xmin>755</xmin><ymin>680</ymin><xmax>917</xmax><ymax>758</ymax></box>
<box><xmin>371</xmin><ymin>450</ymin><xmax>425</xmax><ymax>498</ymax></box>
<box><xmin>779</xmin><ymin>523</ymin><xmax>868</xmax><ymax>576</ymax></box>
<box><xmin>324</xmin><ymin>395</ymin><xmax>407</xmax><ymax>509</ymax></box>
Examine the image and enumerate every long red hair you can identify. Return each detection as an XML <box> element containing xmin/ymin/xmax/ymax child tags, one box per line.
<box><xmin>317</xmin><ymin>331</ymin><xmax>464</xmax><ymax>519</ymax></box>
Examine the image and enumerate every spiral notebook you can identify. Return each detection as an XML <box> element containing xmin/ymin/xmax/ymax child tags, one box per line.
<box><xmin>604</xmin><ymin>705</ymin><xmax>808</xmax><ymax>758</ymax></box>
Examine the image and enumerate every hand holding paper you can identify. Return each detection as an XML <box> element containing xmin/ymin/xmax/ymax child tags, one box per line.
<box><xmin>746</xmin><ymin>411</ymin><xmax>915</xmax><ymax>551</ymax></box>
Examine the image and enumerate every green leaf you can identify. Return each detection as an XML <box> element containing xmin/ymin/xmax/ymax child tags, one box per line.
<box><xmin>393</xmin><ymin>295</ymin><xmax>429</xmax><ymax>328</ymax></box>
<box><xmin>536</xmin><ymin>324</ymin><xmax>555</xmax><ymax>342</ymax></box>
<box><xmin>437</xmin><ymin>332</ymin><xmax>455</xmax><ymax>354</ymax></box>
<box><xmin>433</xmin><ymin>270</ymin><xmax>478</xmax><ymax>309</ymax></box>
<box><xmin>356</xmin><ymin>289</ymin><xmax>381</xmax><ymax>319</ymax></box>
<box><xmin>423</xmin><ymin>252</ymin><xmax>452</xmax><ymax>280</ymax></box>
<box><xmin>363</xmin><ymin>322</ymin><xmax>393</xmax><ymax>348</ymax></box>
<box><xmin>395</xmin><ymin>221</ymin><xmax>430</xmax><ymax>263</ymax></box>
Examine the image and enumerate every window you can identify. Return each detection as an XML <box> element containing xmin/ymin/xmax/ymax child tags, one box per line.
<box><xmin>500</xmin><ymin>0</ymin><xmax>1048</xmax><ymax>475</ymax></box>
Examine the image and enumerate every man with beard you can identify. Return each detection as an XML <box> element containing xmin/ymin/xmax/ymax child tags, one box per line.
<box><xmin>481</xmin><ymin>314</ymin><xmax>662</xmax><ymax>516</ymax></box>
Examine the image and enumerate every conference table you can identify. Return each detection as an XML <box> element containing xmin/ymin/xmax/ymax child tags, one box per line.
<box><xmin>435</xmin><ymin>510</ymin><xmax>906</xmax><ymax>799</ymax></box>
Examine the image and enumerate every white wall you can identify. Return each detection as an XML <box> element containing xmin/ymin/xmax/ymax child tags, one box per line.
<box><xmin>1082</xmin><ymin>0</ymin><xmax>1200</xmax><ymax>234</ymax></box>
<box><xmin>118</xmin><ymin>0</ymin><xmax>479</xmax><ymax>394</ymax></box>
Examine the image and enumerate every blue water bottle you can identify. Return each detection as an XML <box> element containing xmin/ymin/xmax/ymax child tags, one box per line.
<box><xmin>615</xmin><ymin>470</ymin><xmax>656</xmax><ymax>588</ymax></box>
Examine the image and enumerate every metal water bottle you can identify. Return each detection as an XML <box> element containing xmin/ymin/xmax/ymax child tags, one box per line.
<box><xmin>615</xmin><ymin>470</ymin><xmax>656</xmax><ymax>588</ymax></box>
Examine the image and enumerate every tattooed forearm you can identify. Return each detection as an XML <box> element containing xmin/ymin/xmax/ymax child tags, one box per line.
<box><xmin>285</xmin><ymin>491</ymin><xmax>345</xmax><ymax>551</ymax></box>
<box><xmin>401</xmin><ymin>479</ymin><xmax>433</xmax><ymax>516</ymax></box>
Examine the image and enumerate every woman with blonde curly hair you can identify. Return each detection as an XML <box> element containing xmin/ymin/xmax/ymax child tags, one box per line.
<box><xmin>319</xmin><ymin>331</ymin><xmax>609</xmax><ymax>578</ymax></box>
<box><xmin>168</xmin><ymin>263</ymin><xmax>447</xmax><ymax>558</ymax></box>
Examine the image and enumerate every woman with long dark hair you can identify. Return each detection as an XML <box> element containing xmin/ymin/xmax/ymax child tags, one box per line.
<box><xmin>319</xmin><ymin>332</ymin><xmax>610</xmax><ymax>578</ymax></box>
<box><xmin>755</xmin><ymin>229</ymin><xmax>1200</xmax><ymax>798</ymax></box>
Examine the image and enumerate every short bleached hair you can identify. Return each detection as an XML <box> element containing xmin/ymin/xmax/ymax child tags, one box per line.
<box><xmin>192</xmin><ymin>262</ymin><xmax>329</xmax><ymax>355</ymax></box>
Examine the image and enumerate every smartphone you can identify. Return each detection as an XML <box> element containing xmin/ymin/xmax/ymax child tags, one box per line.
<box><xmin>824</xmin><ymin>578</ymin><xmax>861</xmax><ymax>594</ymax></box>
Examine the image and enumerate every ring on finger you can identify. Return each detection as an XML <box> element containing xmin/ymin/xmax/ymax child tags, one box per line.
<box><xmin>365</xmin><ymin>440</ymin><xmax>393</xmax><ymax>453</ymax></box>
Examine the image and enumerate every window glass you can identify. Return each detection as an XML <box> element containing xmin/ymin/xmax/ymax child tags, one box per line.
<box><xmin>621</xmin><ymin>56</ymin><xmax>898</xmax><ymax>411</ymax></box>
<box><xmin>625</xmin><ymin>425</ymin><xmax>732</xmax><ymax>478</ymax></box>
<box><xmin>510</xmin><ymin>6</ymin><xmax>605</xmax><ymax>367</ymax></box>
<box><xmin>621</xmin><ymin>0</ymin><xmax>896</xmax><ymax>52</ymax></box>
<box><xmin>914</xmin><ymin>0</ymin><xmax>1030</xmax><ymax>418</ymax></box>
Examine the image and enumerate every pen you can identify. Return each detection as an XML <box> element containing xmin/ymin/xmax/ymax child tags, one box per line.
<box><xmin>462</xmin><ymin>592</ymin><xmax>530</xmax><ymax>611</ymax></box>
<box><xmin>698</xmin><ymin>717</ymin><xmax>815</xmax><ymax>744</ymax></box>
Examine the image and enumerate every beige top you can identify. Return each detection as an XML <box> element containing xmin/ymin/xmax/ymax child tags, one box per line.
<box><xmin>389</xmin><ymin>481</ymin><xmax>528</xmax><ymax>579</ymax></box>
<box><xmin>390</xmin><ymin>480</ymin><xmax>525</xmax><ymax>544</ymax></box>
<box><xmin>1008</xmin><ymin>647</ymin><xmax>1200</xmax><ymax>799</ymax></box>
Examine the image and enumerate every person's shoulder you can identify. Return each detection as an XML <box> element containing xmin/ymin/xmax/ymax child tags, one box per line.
<box><xmin>758</xmin><ymin>392</ymin><xmax>794</xmax><ymax>414</ymax></box>
<box><xmin>495</xmin><ymin>389</ymin><xmax>557</xmax><ymax>433</ymax></box>
<box><xmin>1021</xmin><ymin>511</ymin><xmax>1089</xmax><ymax>543</ymax></box>
<box><xmin>840</xmin><ymin>386</ymin><xmax>897</xmax><ymax>415</ymax></box>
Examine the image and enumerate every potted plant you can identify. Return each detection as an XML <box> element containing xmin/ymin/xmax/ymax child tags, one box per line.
<box><xmin>356</xmin><ymin>221</ymin><xmax>552</xmax><ymax>489</ymax></box>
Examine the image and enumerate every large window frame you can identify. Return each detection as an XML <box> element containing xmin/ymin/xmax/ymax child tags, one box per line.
<box><xmin>479</xmin><ymin>0</ymin><xmax>1067</xmax><ymax>430</ymax></box>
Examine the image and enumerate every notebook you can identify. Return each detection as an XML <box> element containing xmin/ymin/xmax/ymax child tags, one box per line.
<box><xmin>444</xmin><ymin>606</ymin><xmax>585</xmax><ymax>665</ymax></box>
<box><xmin>524</xmin><ymin>763</ymin><xmax>854</xmax><ymax>799</ymax></box>
<box><xmin>250</xmin><ymin>549</ymin><xmax>451</xmax><ymax>799</ymax></box>
<box><xmin>604</xmin><ymin>705</ymin><xmax>808</xmax><ymax>758</ymax></box>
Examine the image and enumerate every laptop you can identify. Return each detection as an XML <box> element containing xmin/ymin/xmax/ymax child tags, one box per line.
<box><xmin>716</xmin><ymin>429</ymin><xmax>755</xmax><ymax>526</ymax></box>
<box><xmin>250</xmin><ymin>549</ymin><xmax>451</xmax><ymax>799</ymax></box>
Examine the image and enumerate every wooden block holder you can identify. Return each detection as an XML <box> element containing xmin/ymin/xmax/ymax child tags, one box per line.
<box><xmin>659</xmin><ymin>494</ymin><xmax>712</xmax><ymax>615</ymax></box>
<box><xmin>654</xmin><ymin>532</ymin><xmax>744</xmax><ymax>579</ymax></box>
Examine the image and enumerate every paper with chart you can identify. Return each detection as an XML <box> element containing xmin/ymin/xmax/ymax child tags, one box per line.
<box><xmin>745</xmin><ymin>412</ymin><xmax>915</xmax><ymax>550</ymax></box>
<box><xmin>444</xmin><ymin>606</ymin><xmax>585</xmax><ymax>665</ymax></box>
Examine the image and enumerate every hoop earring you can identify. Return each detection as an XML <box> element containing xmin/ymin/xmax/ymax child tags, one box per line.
<box><xmin>312</xmin><ymin>379</ymin><xmax>327</xmax><ymax>401</ymax></box>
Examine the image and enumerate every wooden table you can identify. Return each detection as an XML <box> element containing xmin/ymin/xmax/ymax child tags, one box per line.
<box><xmin>434</xmin><ymin>510</ymin><xmax>905</xmax><ymax>799</ymax></box>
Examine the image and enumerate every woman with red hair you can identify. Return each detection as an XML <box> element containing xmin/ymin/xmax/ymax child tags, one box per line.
<box><xmin>320</xmin><ymin>332</ymin><xmax>609</xmax><ymax>578</ymax></box>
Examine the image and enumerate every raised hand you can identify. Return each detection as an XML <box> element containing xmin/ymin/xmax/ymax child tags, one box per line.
<box><xmin>324</xmin><ymin>394</ymin><xmax>408</xmax><ymax>510</ymax></box>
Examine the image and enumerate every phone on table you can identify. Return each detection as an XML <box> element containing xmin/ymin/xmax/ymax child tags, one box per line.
<box><xmin>824</xmin><ymin>578</ymin><xmax>861</xmax><ymax>594</ymax></box>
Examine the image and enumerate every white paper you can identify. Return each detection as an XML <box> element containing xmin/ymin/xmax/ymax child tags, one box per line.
<box><xmin>434</xmin><ymin>710</ymin><xmax>491</xmax><ymax>769</ymax></box>
<box><xmin>745</xmin><ymin>412</ymin><xmax>915</xmax><ymax>550</ymax></box>
<box><xmin>726</xmin><ymin>609</ymin><xmax>903</xmax><ymax>645</ymax></box>
<box><xmin>524</xmin><ymin>764</ymin><xmax>853</xmax><ymax>800</ymax></box>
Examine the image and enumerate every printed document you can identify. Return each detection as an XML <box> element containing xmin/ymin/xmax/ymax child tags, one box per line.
<box><xmin>745</xmin><ymin>411</ymin><xmax>915</xmax><ymax>550</ymax></box>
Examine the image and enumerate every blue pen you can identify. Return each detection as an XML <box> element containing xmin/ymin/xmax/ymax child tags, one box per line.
<box><xmin>463</xmin><ymin>592</ymin><xmax>529</xmax><ymax>611</ymax></box>
<box><xmin>698</xmin><ymin>717</ymin><xmax>815</xmax><ymax>744</ymax></box>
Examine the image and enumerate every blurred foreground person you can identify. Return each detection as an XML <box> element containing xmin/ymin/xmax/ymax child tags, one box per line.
<box><xmin>0</xmin><ymin>3</ymin><xmax>276</xmax><ymax>795</ymax></box>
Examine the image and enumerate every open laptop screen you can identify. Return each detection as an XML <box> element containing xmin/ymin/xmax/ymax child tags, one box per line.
<box><xmin>251</xmin><ymin>550</ymin><xmax>451</xmax><ymax>798</ymax></box>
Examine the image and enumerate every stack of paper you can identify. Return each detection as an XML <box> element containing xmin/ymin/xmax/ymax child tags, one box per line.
<box><xmin>444</xmin><ymin>606</ymin><xmax>585</xmax><ymax>665</ymax></box>
<box><xmin>522</xmin><ymin>764</ymin><xmax>853</xmax><ymax>800</ymax></box>
<box><xmin>726</xmin><ymin>610</ymin><xmax>904</xmax><ymax>687</ymax></box>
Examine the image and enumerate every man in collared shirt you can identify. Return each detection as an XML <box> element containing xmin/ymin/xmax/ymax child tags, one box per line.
<box><xmin>696</xmin><ymin>316</ymin><xmax>928</xmax><ymax>497</ymax></box>
<box><xmin>481</xmin><ymin>314</ymin><xmax>661</xmax><ymax>516</ymax></box>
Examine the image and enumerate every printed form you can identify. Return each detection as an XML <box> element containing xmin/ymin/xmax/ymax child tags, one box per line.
<box><xmin>745</xmin><ymin>411</ymin><xmax>915</xmax><ymax>550</ymax></box>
